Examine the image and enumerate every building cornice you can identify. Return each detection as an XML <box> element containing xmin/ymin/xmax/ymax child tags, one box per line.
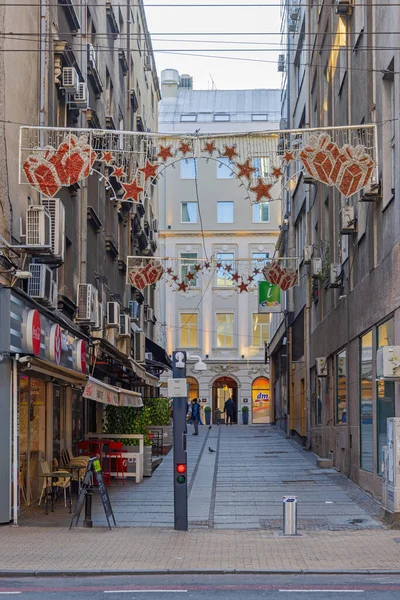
<box><xmin>159</xmin><ymin>230</ymin><xmax>280</xmax><ymax>238</ymax></box>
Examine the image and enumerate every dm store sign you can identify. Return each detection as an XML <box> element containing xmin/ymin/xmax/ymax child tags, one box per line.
<box><xmin>258</xmin><ymin>281</ymin><xmax>281</xmax><ymax>314</ymax></box>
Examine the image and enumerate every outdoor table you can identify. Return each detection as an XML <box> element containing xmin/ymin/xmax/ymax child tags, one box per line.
<box><xmin>39</xmin><ymin>471</ymin><xmax>72</xmax><ymax>515</ymax></box>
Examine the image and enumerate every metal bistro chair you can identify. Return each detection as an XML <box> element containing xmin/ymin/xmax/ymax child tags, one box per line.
<box><xmin>104</xmin><ymin>441</ymin><xmax>125</xmax><ymax>486</ymax></box>
<box><xmin>38</xmin><ymin>460</ymin><xmax>71</xmax><ymax>508</ymax></box>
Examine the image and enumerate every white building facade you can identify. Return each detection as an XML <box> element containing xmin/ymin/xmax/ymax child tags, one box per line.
<box><xmin>158</xmin><ymin>70</ymin><xmax>281</xmax><ymax>424</ymax></box>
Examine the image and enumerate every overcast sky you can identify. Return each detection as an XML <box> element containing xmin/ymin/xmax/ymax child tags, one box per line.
<box><xmin>143</xmin><ymin>0</ymin><xmax>283</xmax><ymax>91</ymax></box>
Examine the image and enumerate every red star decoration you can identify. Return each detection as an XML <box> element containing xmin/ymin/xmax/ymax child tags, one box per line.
<box><xmin>167</xmin><ymin>268</ymin><xmax>173</xmax><ymax>275</ymax></box>
<box><xmin>178</xmin><ymin>281</ymin><xmax>188</xmax><ymax>292</ymax></box>
<box><xmin>186</xmin><ymin>272</ymin><xmax>195</xmax><ymax>281</ymax></box>
<box><xmin>225</xmin><ymin>264</ymin><xmax>232</xmax><ymax>273</ymax></box>
<box><xmin>284</xmin><ymin>150</ymin><xmax>295</xmax><ymax>163</ymax></box>
<box><xmin>172</xmin><ymin>275</ymin><xmax>178</xmax><ymax>282</ymax></box>
<box><xmin>237</xmin><ymin>159</ymin><xmax>257</xmax><ymax>181</ymax></box>
<box><xmin>253</xmin><ymin>268</ymin><xmax>261</xmax><ymax>275</ymax></box>
<box><xmin>157</xmin><ymin>145</ymin><xmax>174</xmax><ymax>162</ymax></box>
<box><xmin>112</xmin><ymin>166</ymin><xmax>125</xmax><ymax>179</ymax></box>
<box><xmin>238</xmin><ymin>281</ymin><xmax>248</xmax><ymax>293</ymax></box>
<box><xmin>101</xmin><ymin>151</ymin><xmax>114</xmax><ymax>165</ymax></box>
<box><xmin>216</xmin><ymin>263</ymin><xmax>222</xmax><ymax>269</ymax></box>
<box><xmin>194</xmin><ymin>264</ymin><xmax>202</xmax><ymax>272</ymax></box>
<box><xmin>203</xmin><ymin>141</ymin><xmax>216</xmax><ymax>155</ymax></box>
<box><xmin>250</xmin><ymin>178</ymin><xmax>273</xmax><ymax>203</ymax></box>
<box><xmin>231</xmin><ymin>272</ymin><xmax>240</xmax><ymax>282</ymax></box>
<box><xmin>121</xmin><ymin>178</ymin><xmax>144</xmax><ymax>202</ymax></box>
<box><xmin>204</xmin><ymin>262</ymin><xmax>211</xmax><ymax>270</ymax></box>
<box><xmin>178</xmin><ymin>141</ymin><xmax>193</xmax><ymax>156</ymax></box>
<box><xmin>272</xmin><ymin>166</ymin><xmax>284</xmax><ymax>179</ymax></box>
<box><xmin>248</xmin><ymin>275</ymin><xmax>254</xmax><ymax>282</ymax></box>
<box><xmin>221</xmin><ymin>145</ymin><xmax>238</xmax><ymax>161</ymax></box>
<box><xmin>139</xmin><ymin>160</ymin><xmax>158</xmax><ymax>181</ymax></box>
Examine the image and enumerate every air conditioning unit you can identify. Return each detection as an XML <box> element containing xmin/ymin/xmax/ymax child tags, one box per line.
<box><xmin>135</xmin><ymin>331</ymin><xmax>146</xmax><ymax>362</ymax></box>
<box><xmin>290</xmin><ymin>6</ymin><xmax>300</xmax><ymax>20</ymax></box>
<box><xmin>107</xmin><ymin>301</ymin><xmax>120</xmax><ymax>327</ymax></box>
<box><xmin>62</xmin><ymin>67</ymin><xmax>79</xmax><ymax>94</ymax></box>
<box><xmin>288</xmin><ymin>19</ymin><xmax>297</xmax><ymax>33</ymax></box>
<box><xmin>335</xmin><ymin>0</ymin><xmax>354</xmax><ymax>15</ymax></box>
<box><xmin>377</xmin><ymin>346</ymin><xmax>400</xmax><ymax>379</ymax></box>
<box><xmin>304</xmin><ymin>245</ymin><xmax>313</xmax><ymax>264</ymax></box>
<box><xmin>144</xmin><ymin>55</ymin><xmax>152</xmax><ymax>71</ymax></box>
<box><xmin>316</xmin><ymin>357</ymin><xmax>328</xmax><ymax>377</ymax></box>
<box><xmin>152</xmin><ymin>219</ymin><xmax>158</xmax><ymax>232</ymax></box>
<box><xmin>311</xmin><ymin>257</ymin><xmax>322</xmax><ymax>277</ymax></box>
<box><xmin>146</xmin><ymin>306</ymin><xmax>154</xmax><ymax>321</ymax></box>
<box><xmin>26</xmin><ymin>206</ymin><xmax>51</xmax><ymax>249</ymax></box>
<box><xmin>277</xmin><ymin>54</ymin><xmax>285</xmax><ymax>72</ymax></box>
<box><xmin>330</xmin><ymin>263</ymin><xmax>342</xmax><ymax>288</ymax></box>
<box><xmin>145</xmin><ymin>352</ymin><xmax>153</xmax><ymax>361</ymax></box>
<box><xmin>41</xmin><ymin>198</ymin><xmax>65</xmax><ymax>262</ymax></box>
<box><xmin>119</xmin><ymin>313</ymin><xmax>131</xmax><ymax>336</ymax></box>
<box><xmin>76</xmin><ymin>283</ymin><xmax>98</xmax><ymax>324</ymax></box>
<box><xmin>128</xmin><ymin>300</ymin><xmax>140</xmax><ymax>321</ymax></box>
<box><xmin>87</xmin><ymin>43</ymin><xmax>97</xmax><ymax>68</ymax></box>
<box><xmin>341</xmin><ymin>205</ymin><xmax>357</xmax><ymax>234</ymax></box>
<box><xmin>28</xmin><ymin>264</ymin><xmax>54</xmax><ymax>306</ymax></box>
<box><xmin>73</xmin><ymin>82</ymin><xmax>89</xmax><ymax>108</ymax></box>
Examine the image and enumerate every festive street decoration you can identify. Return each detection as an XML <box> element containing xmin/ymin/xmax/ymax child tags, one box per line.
<box><xmin>249</xmin><ymin>178</ymin><xmax>273</xmax><ymax>203</ymax></box>
<box><xmin>221</xmin><ymin>145</ymin><xmax>238</xmax><ymax>161</ymax></box>
<box><xmin>178</xmin><ymin>141</ymin><xmax>193</xmax><ymax>156</ymax></box>
<box><xmin>272</xmin><ymin>166</ymin><xmax>284</xmax><ymax>179</ymax></box>
<box><xmin>121</xmin><ymin>178</ymin><xmax>144</xmax><ymax>202</ymax></box>
<box><xmin>127</xmin><ymin>258</ymin><xmax>164</xmax><ymax>291</ymax></box>
<box><xmin>283</xmin><ymin>150</ymin><xmax>295</xmax><ymax>164</ymax></box>
<box><xmin>100</xmin><ymin>151</ymin><xmax>115</xmax><ymax>165</ymax></box>
<box><xmin>263</xmin><ymin>261</ymin><xmax>297</xmax><ymax>291</ymax></box>
<box><xmin>157</xmin><ymin>145</ymin><xmax>174</xmax><ymax>162</ymax></box>
<box><xmin>237</xmin><ymin>159</ymin><xmax>257</xmax><ymax>181</ymax></box>
<box><xmin>112</xmin><ymin>166</ymin><xmax>126</xmax><ymax>179</ymax></box>
<box><xmin>139</xmin><ymin>160</ymin><xmax>158</xmax><ymax>181</ymax></box>
<box><xmin>203</xmin><ymin>140</ymin><xmax>217</xmax><ymax>155</ymax></box>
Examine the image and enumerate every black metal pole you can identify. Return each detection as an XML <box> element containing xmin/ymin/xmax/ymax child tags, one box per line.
<box><xmin>83</xmin><ymin>484</ymin><xmax>93</xmax><ymax>528</ymax></box>
<box><xmin>172</xmin><ymin>351</ymin><xmax>188</xmax><ymax>531</ymax></box>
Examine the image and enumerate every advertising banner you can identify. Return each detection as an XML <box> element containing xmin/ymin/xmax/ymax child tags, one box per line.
<box><xmin>258</xmin><ymin>281</ymin><xmax>282</xmax><ymax>313</ymax></box>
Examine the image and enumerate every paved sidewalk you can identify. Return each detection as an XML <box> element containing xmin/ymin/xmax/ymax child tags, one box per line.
<box><xmin>20</xmin><ymin>425</ymin><xmax>383</xmax><ymax>530</ymax></box>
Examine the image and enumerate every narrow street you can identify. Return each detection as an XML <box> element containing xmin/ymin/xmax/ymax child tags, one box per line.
<box><xmin>20</xmin><ymin>425</ymin><xmax>382</xmax><ymax>530</ymax></box>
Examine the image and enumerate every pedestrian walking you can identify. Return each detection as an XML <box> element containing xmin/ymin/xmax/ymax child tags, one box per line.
<box><xmin>191</xmin><ymin>398</ymin><xmax>201</xmax><ymax>435</ymax></box>
<box><xmin>224</xmin><ymin>397</ymin><xmax>235</xmax><ymax>425</ymax></box>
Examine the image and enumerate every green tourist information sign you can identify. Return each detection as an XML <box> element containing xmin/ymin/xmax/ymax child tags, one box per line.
<box><xmin>258</xmin><ymin>281</ymin><xmax>282</xmax><ymax>313</ymax></box>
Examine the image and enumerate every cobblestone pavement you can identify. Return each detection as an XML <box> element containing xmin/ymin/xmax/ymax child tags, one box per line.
<box><xmin>20</xmin><ymin>425</ymin><xmax>384</xmax><ymax>531</ymax></box>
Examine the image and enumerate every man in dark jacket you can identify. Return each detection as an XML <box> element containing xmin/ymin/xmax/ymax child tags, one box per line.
<box><xmin>224</xmin><ymin>397</ymin><xmax>235</xmax><ymax>425</ymax></box>
<box><xmin>191</xmin><ymin>398</ymin><xmax>201</xmax><ymax>435</ymax></box>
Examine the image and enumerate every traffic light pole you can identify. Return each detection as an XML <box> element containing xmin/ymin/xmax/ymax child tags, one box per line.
<box><xmin>172</xmin><ymin>351</ymin><xmax>188</xmax><ymax>531</ymax></box>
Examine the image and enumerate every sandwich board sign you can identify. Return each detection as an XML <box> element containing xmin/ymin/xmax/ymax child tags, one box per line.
<box><xmin>258</xmin><ymin>281</ymin><xmax>282</xmax><ymax>313</ymax></box>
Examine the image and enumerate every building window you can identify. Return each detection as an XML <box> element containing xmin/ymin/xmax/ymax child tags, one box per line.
<box><xmin>180</xmin><ymin>313</ymin><xmax>198</xmax><ymax>348</ymax></box>
<box><xmin>217</xmin><ymin>201</ymin><xmax>234</xmax><ymax>223</ymax></box>
<box><xmin>253</xmin><ymin>203</ymin><xmax>270</xmax><ymax>223</ymax></box>
<box><xmin>181</xmin><ymin>202</ymin><xmax>198</xmax><ymax>223</ymax></box>
<box><xmin>217</xmin><ymin>157</ymin><xmax>233</xmax><ymax>179</ymax></box>
<box><xmin>252</xmin><ymin>314</ymin><xmax>269</xmax><ymax>347</ymax></box>
<box><xmin>360</xmin><ymin>331</ymin><xmax>373</xmax><ymax>472</ymax></box>
<box><xmin>214</xmin><ymin>113</ymin><xmax>230</xmax><ymax>122</ymax></box>
<box><xmin>180</xmin><ymin>252</ymin><xmax>198</xmax><ymax>286</ymax></box>
<box><xmin>181</xmin><ymin>158</ymin><xmax>196</xmax><ymax>179</ymax></box>
<box><xmin>253</xmin><ymin>157</ymin><xmax>270</xmax><ymax>178</ymax></box>
<box><xmin>252</xmin><ymin>252</ymin><xmax>269</xmax><ymax>282</ymax></box>
<box><xmin>216</xmin><ymin>313</ymin><xmax>234</xmax><ymax>348</ymax></box>
<box><xmin>336</xmin><ymin>349</ymin><xmax>347</xmax><ymax>424</ymax></box>
<box><xmin>187</xmin><ymin>376</ymin><xmax>199</xmax><ymax>401</ymax></box>
<box><xmin>252</xmin><ymin>114</ymin><xmax>268</xmax><ymax>121</ymax></box>
<box><xmin>377</xmin><ymin>317</ymin><xmax>395</xmax><ymax>474</ymax></box>
<box><xmin>216</xmin><ymin>252</ymin><xmax>234</xmax><ymax>287</ymax></box>
<box><xmin>180</xmin><ymin>114</ymin><xmax>197</xmax><ymax>122</ymax></box>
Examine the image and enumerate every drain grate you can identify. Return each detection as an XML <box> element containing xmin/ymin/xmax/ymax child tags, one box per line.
<box><xmin>264</xmin><ymin>451</ymin><xmax>288</xmax><ymax>455</ymax></box>
<box><xmin>281</xmin><ymin>480</ymin><xmax>317</xmax><ymax>485</ymax></box>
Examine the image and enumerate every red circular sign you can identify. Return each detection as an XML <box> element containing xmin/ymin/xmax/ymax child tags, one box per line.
<box><xmin>49</xmin><ymin>324</ymin><xmax>62</xmax><ymax>365</ymax></box>
<box><xmin>26</xmin><ymin>309</ymin><xmax>41</xmax><ymax>356</ymax></box>
<box><xmin>77</xmin><ymin>339</ymin><xmax>87</xmax><ymax>374</ymax></box>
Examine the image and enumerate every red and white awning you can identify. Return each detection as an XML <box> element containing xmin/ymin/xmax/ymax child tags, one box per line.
<box><xmin>83</xmin><ymin>376</ymin><xmax>143</xmax><ymax>408</ymax></box>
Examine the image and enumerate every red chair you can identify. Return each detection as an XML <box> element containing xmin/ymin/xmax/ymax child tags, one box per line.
<box><xmin>104</xmin><ymin>441</ymin><xmax>125</xmax><ymax>486</ymax></box>
<box><xmin>76</xmin><ymin>441</ymin><xmax>90</xmax><ymax>455</ymax></box>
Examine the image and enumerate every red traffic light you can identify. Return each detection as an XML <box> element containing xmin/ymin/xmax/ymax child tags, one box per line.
<box><xmin>176</xmin><ymin>463</ymin><xmax>186</xmax><ymax>474</ymax></box>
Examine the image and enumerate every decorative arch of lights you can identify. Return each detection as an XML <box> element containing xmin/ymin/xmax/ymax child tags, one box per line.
<box><xmin>19</xmin><ymin>124</ymin><xmax>378</xmax><ymax>295</ymax></box>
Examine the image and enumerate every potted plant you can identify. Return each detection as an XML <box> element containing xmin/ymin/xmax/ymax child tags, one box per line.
<box><xmin>146</xmin><ymin>397</ymin><xmax>173</xmax><ymax>453</ymax></box>
<box><xmin>242</xmin><ymin>405</ymin><xmax>249</xmax><ymax>425</ymax></box>
<box><xmin>204</xmin><ymin>405</ymin><xmax>211</xmax><ymax>425</ymax></box>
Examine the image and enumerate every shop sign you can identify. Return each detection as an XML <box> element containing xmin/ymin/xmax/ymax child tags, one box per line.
<box><xmin>258</xmin><ymin>282</ymin><xmax>281</xmax><ymax>314</ymax></box>
<box><xmin>49</xmin><ymin>324</ymin><xmax>62</xmax><ymax>364</ymax></box>
<box><xmin>76</xmin><ymin>340</ymin><xmax>87</xmax><ymax>374</ymax></box>
<box><xmin>26</xmin><ymin>309</ymin><xmax>41</xmax><ymax>355</ymax></box>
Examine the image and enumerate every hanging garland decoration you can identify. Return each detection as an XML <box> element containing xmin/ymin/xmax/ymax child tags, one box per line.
<box><xmin>127</xmin><ymin>258</ymin><xmax>164</xmax><ymax>291</ymax></box>
<box><xmin>262</xmin><ymin>261</ymin><xmax>298</xmax><ymax>291</ymax></box>
<box><xmin>21</xmin><ymin>127</ymin><xmax>376</xmax><ymax>208</ymax></box>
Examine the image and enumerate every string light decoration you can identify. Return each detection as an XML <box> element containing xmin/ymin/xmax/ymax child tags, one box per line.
<box><xmin>20</xmin><ymin>124</ymin><xmax>378</xmax><ymax>205</ymax></box>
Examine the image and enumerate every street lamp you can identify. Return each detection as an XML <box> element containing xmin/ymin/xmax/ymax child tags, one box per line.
<box><xmin>188</xmin><ymin>355</ymin><xmax>207</xmax><ymax>372</ymax></box>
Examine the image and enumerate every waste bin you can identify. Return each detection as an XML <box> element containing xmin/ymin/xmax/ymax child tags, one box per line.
<box><xmin>283</xmin><ymin>496</ymin><xmax>297</xmax><ymax>535</ymax></box>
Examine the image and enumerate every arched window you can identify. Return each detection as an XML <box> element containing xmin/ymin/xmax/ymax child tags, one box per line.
<box><xmin>187</xmin><ymin>376</ymin><xmax>199</xmax><ymax>401</ymax></box>
<box><xmin>252</xmin><ymin>377</ymin><xmax>270</xmax><ymax>424</ymax></box>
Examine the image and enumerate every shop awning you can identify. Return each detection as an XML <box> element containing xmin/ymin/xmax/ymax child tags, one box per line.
<box><xmin>145</xmin><ymin>336</ymin><xmax>172</xmax><ymax>370</ymax></box>
<box><xmin>82</xmin><ymin>376</ymin><xmax>143</xmax><ymax>407</ymax></box>
<box><xmin>30</xmin><ymin>358</ymin><xmax>87</xmax><ymax>385</ymax></box>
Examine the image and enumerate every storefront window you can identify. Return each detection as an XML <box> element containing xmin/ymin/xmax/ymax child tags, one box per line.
<box><xmin>336</xmin><ymin>350</ymin><xmax>347</xmax><ymax>424</ymax></box>
<box><xmin>377</xmin><ymin>318</ymin><xmax>395</xmax><ymax>474</ymax></box>
<box><xmin>19</xmin><ymin>376</ymin><xmax>46</xmax><ymax>506</ymax></box>
<box><xmin>360</xmin><ymin>331</ymin><xmax>373</xmax><ymax>472</ymax></box>
<box><xmin>72</xmin><ymin>390</ymin><xmax>84</xmax><ymax>454</ymax></box>
<box><xmin>252</xmin><ymin>377</ymin><xmax>270</xmax><ymax>424</ymax></box>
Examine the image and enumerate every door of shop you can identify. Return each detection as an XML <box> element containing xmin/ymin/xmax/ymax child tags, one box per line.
<box><xmin>212</xmin><ymin>377</ymin><xmax>238</xmax><ymax>423</ymax></box>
